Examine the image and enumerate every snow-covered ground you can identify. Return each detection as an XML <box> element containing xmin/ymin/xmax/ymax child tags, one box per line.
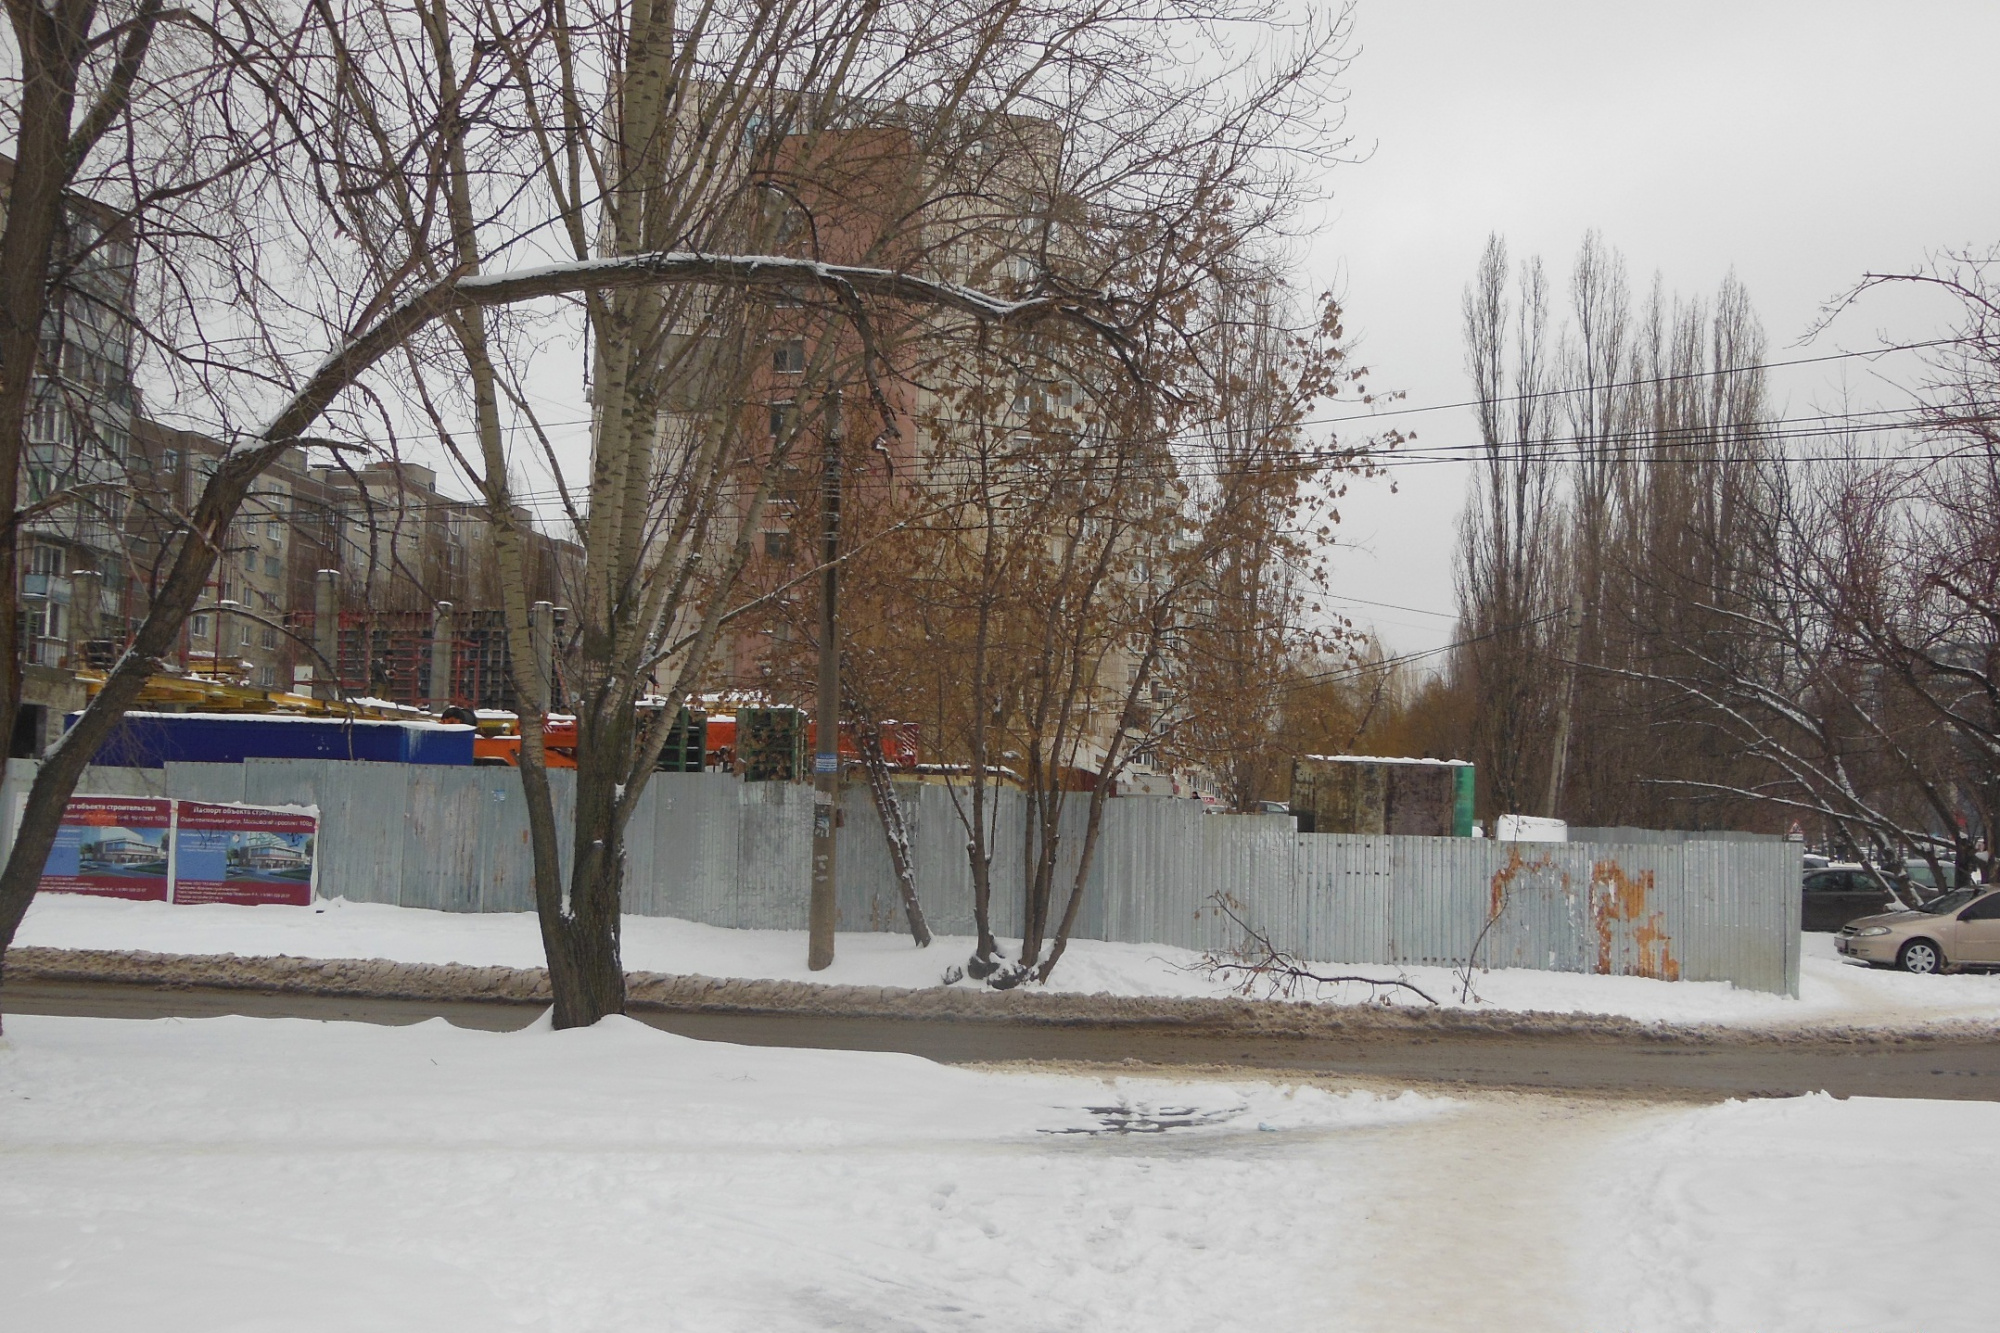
<box><xmin>17</xmin><ymin>892</ymin><xmax>2000</xmax><ymax>1030</ymax></box>
<box><xmin>2</xmin><ymin>1011</ymin><xmax>1995</xmax><ymax>1331</ymax></box>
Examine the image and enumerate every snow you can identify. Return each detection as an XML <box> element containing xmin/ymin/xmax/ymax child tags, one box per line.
<box><xmin>453</xmin><ymin>250</ymin><xmax>1040</xmax><ymax>319</ymax></box>
<box><xmin>107</xmin><ymin>708</ymin><xmax>467</xmax><ymax>729</ymax></box>
<box><xmin>1301</xmin><ymin>752</ymin><xmax>1470</xmax><ymax>766</ymax></box>
<box><xmin>2</xmin><ymin>1012</ymin><xmax>1995</xmax><ymax>1331</ymax></box>
<box><xmin>18</xmin><ymin>894</ymin><xmax>2000</xmax><ymax>1030</ymax></box>
<box><xmin>1574</xmin><ymin>1093</ymin><xmax>2000</xmax><ymax>1332</ymax></box>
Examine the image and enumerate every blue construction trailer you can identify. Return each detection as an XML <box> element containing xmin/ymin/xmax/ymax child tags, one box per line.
<box><xmin>69</xmin><ymin>710</ymin><xmax>475</xmax><ymax>768</ymax></box>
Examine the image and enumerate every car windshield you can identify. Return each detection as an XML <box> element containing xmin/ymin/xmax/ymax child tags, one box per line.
<box><xmin>1915</xmin><ymin>888</ymin><xmax>1983</xmax><ymax>915</ymax></box>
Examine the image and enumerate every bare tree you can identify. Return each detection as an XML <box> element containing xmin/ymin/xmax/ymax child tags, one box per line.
<box><xmin>305</xmin><ymin>0</ymin><xmax>1360</xmax><ymax>1024</ymax></box>
<box><xmin>1454</xmin><ymin>234</ymin><xmax>1564</xmax><ymax>820</ymax></box>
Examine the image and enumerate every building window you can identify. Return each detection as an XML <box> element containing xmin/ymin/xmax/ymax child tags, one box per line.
<box><xmin>191</xmin><ymin>614</ymin><xmax>210</xmax><ymax>639</ymax></box>
<box><xmin>31</xmin><ymin>545</ymin><xmax>65</xmax><ymax>577</ymax></box>
<box><xmin>240</xmin><ymin>624</ymin><xmax>253</xmax><ymax>648</ymax></box>
<box><xmin>264</xmin><ymin>555</ymin><xmax>280</xmax><ymax>578</ymax></box>
<box><xmin>162</xmin><ymin>448</ymin><xmax>179</xmax><ymax>473</ymax></box>
<box><xmin>261</xmin><ymin>625</ymin><xmax>278</xmax><ymax>649</ymax></box>
<box><xmin>257</xmin><ymin>665</ymin><xmax>277</xmax><ymax>688</ymax></box>
<box><xmin>243</xmin><ymin>548</ymin><xmax>257</xmax><ymax>572</ymax></box>
<box><xmin>768</xmin><ymin>401</ymin><xmax>795</xmax><ymax>440</ymax></box>
<box><xmin>763</xmin><ymin>530</ymin><xmax>793</xmax><ymax>560</ymax></box>
<box><xmin>267</xmin><ymin>518</ymin><xmax>282</xmax><ymax>541</ymax></box>
<box><xmin>772</xmin><ymin>339</ymin><xmax>806</xmax><ymax>374</ymax></box>
<box><xmin>30</xmin><ymin>399</ymin><xmax>74</xmax><ymax>445</ymax></box>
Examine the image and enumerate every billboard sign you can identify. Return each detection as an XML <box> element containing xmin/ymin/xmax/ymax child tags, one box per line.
<box><xmin>171</xmin><ymin>801</ymin><xmax>318</xmax><ymax>906</ymax></box>
<box><xmin>39</xmin><ymin>796</ymin><xmax>174</xmax><ymax>901</ymax></box>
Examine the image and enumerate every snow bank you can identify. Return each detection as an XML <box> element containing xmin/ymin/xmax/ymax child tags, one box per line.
<box><xmin>16</xmin><ymin>892</ymin><xmax>2000</xmax><ymax>1030</ymax></box>
<box><xmin>4</xmin><ymin>1012</ymin><xmax>1995</xmax><ymax>1331</ymax></box>
<box><xmin>0</xmin><ymin>1013</ymin><xmax>1439</xmax><ymax>1332</ymax></box>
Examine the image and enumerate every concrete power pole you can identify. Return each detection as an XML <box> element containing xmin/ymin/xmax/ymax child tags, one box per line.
<box><xmin>429</xmin><ymin>601</ymin><xmax>454</xmax><ymax>714</ymax></box>
<box><xmin>807</xmin><ymin>391</ymin><xmax>843</xmax><ymax>971</ymax></box>
<box><xmin>311</xmin><ymin>570</ymin><xmax>340</xmax><ymax>701</ymax></box>
<box><xmin>529</xmin><ymin>601</ymin><xmax>556</xmax><ymax>710</ymax></box>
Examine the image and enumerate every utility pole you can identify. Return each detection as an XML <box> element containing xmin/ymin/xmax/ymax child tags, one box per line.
<box><xmin>808</xmin><ymin>391</ymin><xmax>843</xmax><ymax>970</ymax></box>
<box><xmin>428</xmin><ymin>601</ymin><xmax>455</xmax><ymax>714</ymax></box>
<box><xmin>311</xmin><ymin>570</ymin><xmax>340</xmax><ymax>700</ymax></box>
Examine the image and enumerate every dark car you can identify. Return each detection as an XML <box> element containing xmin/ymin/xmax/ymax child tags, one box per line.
<box><xmin>1802</xmin><ymin>865</ymin><xmax>1898</xmax><ymax>932</ymax></box>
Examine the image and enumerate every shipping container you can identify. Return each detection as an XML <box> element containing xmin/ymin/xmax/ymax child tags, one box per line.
<box><xmin>1289</xmin><ymin>754</ymin><xmax>1474</xmax><ymax>836</ymax></box>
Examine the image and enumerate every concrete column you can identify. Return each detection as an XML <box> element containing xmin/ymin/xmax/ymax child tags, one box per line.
<box><xmin>68</xmin><ymin>568</ymin><xmax>101</xmax><ymax>664</ymax></box>
<box><xmin>529</xmin><ymin>600</ymin><xmax>554</xmax><ymax>711</ymax></box>
<box><xmin>428</xmin><ymin>600</ymin><xmax>455</xmax><ymax>713</ymax></box>
<box><xmin>312</xmin><ymin>569</ymin><xmax>340</xmax><ymax>700</ymax></box>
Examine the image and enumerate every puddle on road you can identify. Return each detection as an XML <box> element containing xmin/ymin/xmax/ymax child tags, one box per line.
<box><xmin>1044</xmin><ymin>1101</ymin><xmax>1247</xmax><ymax>1135</ymax></box>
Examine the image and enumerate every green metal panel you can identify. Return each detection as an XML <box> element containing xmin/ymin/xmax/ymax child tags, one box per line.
<box><xmin>1453</xmin><ymin>763</ymin><xmax>1475</xmax><ymax>837</ymax></box>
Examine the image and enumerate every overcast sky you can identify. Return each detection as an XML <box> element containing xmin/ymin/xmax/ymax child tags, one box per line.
<box><xmin>1310</xmin><ymin>0</ymin><xmax>2000</xmax><ymax>658</ymax></box>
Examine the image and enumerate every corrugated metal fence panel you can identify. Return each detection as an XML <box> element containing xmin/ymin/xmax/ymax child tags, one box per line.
<box><xmin>471</xmin><ymin>768</ymin><xmax>532</xmax><ymax>913</ymax></box>
<box><xmin>78</xmin><ymin>764</ymin><xmax>170</xmax><ymax>797</ymax></box>
<box><xmin>986</xmin><ymin>787</ymin><xmax>1030</xmax><ymax>941</ymax></box>
<box><xmin>397</xmin><ymin>765</ymin><xmax>483</xmax><ymax>912</ymax></box>
<box><xmin>1194</xmin><ymin>812</ymin><xmax>1293</xmax><ymax>956</ymax></box>
<box><xmin>1782</xmin><ymin>842</ymin><xmax>1804</xmax><ymax>994</ymax></box>
<box><xmin>237</xmin><ymin>759</ymin><xmax>409</xmax><ymax>905</ymax></box>
<box><xmin>161</xmin><ymin>762</ymin><xmax>249</xmax><ymax>804</ymax></box>
<box><xmin>642</xmin><ymin>772</ymin><xmax>742</xmax><ymax>924</ymax></box>
<box><xmin>0</xmin><ymin>758</ymin><xmax>36</xmax><ymax>854</ymax></box>
<box><xmin>621</xmin><ymin>781</ymin><xmax>661</xmax><ymax>915</ymax></box>
<box><xmin>1475</xmin><ymin>842</ymin><xmax>1583</xmax><ymax>974</ymax></box>
<box><xmin>834</xmin><ymin>782</ymin><xmax>899</xmax><ymax>932</ymax></box>
<box><xmin>1292</xmin><ymin>834</ymin><xmax>1390</xmax><ymax>963</ymax></box>
<box><xmin>1570</xmin><ymin>843</ymin><xmax>1686</xmax><ymax>981</ymax></box>
<box><xmin>241</xmin><ymin>759</ymin><xmax>315</xmax><ymax>810</ymax></box>
<box><xmin>1387</xmin><ymin>835</ymin><xmax>1485</xmax><ymax>966</ymax></box>
<box><xmin>901</xmin><ymin>783</ymin><xmax>964</xmax><ymax>937</ymax></box>
<box><xmin>733</xmin><ymin>779</ymin><xmax>811</xmax><ymax>929</ymax></box>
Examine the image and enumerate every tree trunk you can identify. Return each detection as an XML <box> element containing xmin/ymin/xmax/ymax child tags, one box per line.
<box><xmin>546</xmin><ymin>727</ymin><xmax>628</xmax><ymax>1026</ymax></box>
<box><xmin>853</xmin><ymin>712</ymin><xmax>929</xmax><ymax>945</ymax></box>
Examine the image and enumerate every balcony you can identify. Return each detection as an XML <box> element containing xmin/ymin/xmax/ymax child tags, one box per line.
<box><xmin>23</xmin><ymin>635</ymin><xmax>67</xmax><ymax>668</ymax></box>
<box><xmin>21</xmin><ymin>573</ymin><xmax>71</xmax><ymax>602</ymax></box>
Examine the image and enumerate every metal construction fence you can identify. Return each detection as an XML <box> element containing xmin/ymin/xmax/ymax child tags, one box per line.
<box><xmin>4</xmin><ymin>759</ymin><xmax>1801</xmax><ymax>995</ymax></box>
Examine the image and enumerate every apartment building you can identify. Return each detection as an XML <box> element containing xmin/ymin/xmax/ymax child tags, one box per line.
<box><xmin>8</xmin><ymin>163</ymin><xmax>143</xmax><ymax>753</ymax></box>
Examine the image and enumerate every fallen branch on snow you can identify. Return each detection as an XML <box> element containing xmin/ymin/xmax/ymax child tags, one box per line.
<box><xmin>1187</xmin><ymin>893</ymin><xmax>1440</xmax><ymax>1007</ymax></box>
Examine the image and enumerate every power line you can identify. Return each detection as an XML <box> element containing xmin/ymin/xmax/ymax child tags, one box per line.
<box><xmin>1282</xmin><ymin>610</ymin><xmax>1561</xmax><ymax>692</ymax></box>
<box><xmin>1309</xmin><ymin>336</ymin><xmax>1973</xmax><ymax>427</ymax></box>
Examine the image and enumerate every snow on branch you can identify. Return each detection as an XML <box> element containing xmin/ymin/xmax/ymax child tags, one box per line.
<box><xmin>243</xmin><ymin>250</ymin><xmax>1134</xmax><ymax>454</ymax></box>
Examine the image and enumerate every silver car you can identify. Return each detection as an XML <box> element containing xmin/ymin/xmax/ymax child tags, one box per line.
<box><xmin>1835</xmin><ymin>887</ymin><xmax>2000</xmax><ymax>973</ymax></box>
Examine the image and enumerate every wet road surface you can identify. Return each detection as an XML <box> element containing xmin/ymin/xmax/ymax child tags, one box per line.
<box><xmin>7</xmin><ymin>975</ymin><xmax>1999</xmax><ymax>1101</ymax></box>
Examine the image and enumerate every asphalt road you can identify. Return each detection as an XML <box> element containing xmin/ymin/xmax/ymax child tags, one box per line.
<box><xmin>9</xmin><ymin>975</ymin><xmax>2000</xmax><ymax>1102</ymax></box>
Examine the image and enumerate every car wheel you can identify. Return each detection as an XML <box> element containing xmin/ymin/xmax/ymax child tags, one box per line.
<box><xmin>1898</xmin><ymin>939</ymin><xmax>1944</xmax><ymax>975</ymax></box>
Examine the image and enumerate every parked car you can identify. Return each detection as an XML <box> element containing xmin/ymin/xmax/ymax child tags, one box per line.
<box><xmin>1802</xmin><ymin>864</ymin><xmax>1897</xmax><ymax>933</ymax></box>
<box><xmin>1835</xmin><ymin>887</ymin><xmax>2000</xmax><ymax>973</ymax></box>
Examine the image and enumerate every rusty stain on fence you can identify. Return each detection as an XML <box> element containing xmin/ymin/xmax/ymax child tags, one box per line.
<box><xmin>1487</xmin><ymin>844</ymin><xmax>1562</xmax><ymax>920</ymax></box>
<box><xmin>1589</xmin><ymin>858</ymin><xmax>1679</xmax><ymax>981</ymax></box>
